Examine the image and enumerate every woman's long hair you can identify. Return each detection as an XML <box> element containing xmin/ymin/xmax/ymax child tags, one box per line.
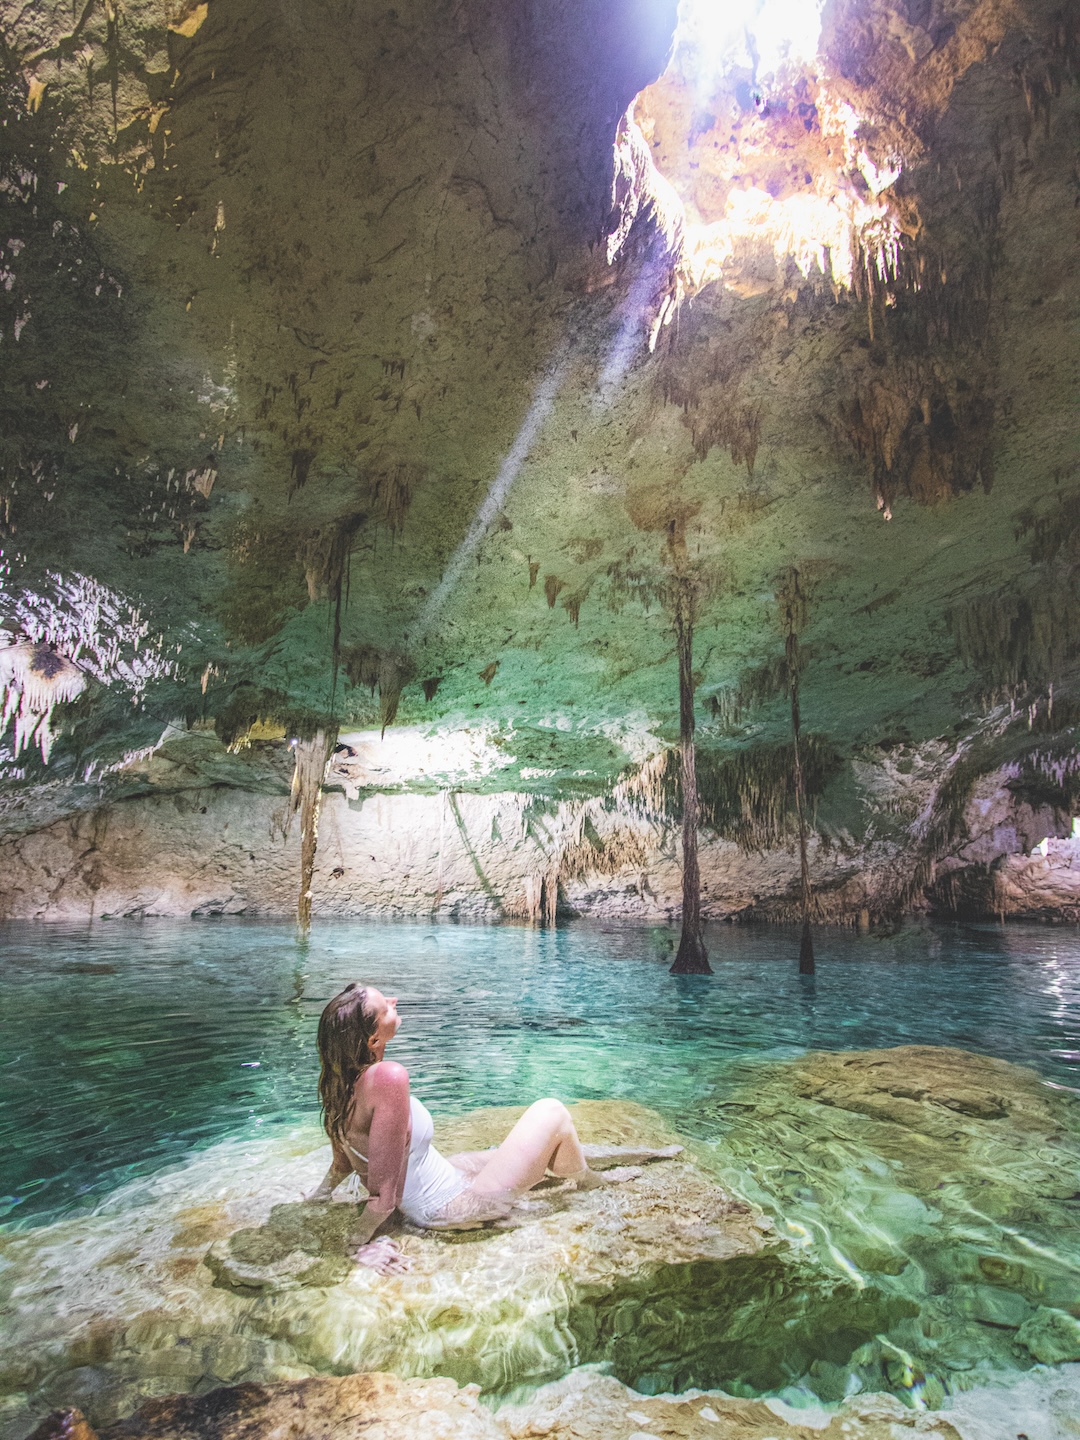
<box><xmin>317</xmin><ymin>983</ymin><xmax>378</xmax><ymax>1143</ymax></box>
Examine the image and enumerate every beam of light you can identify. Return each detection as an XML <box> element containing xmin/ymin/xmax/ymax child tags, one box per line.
<box><xmin>414</xmin><ymin>354</ymin><xmax>569</xmax><ymax>642</ymax></box>
<box><xmin>592</xmin><ymin>255</ymin><xmax>666</xmax><ymax>412</ymax></box>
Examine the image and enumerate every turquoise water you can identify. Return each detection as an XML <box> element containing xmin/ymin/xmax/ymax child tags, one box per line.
<box><xmin>1</xmin><ymin>916</ymin><xmax>1078</xmax><ymax>1226</ymax></box>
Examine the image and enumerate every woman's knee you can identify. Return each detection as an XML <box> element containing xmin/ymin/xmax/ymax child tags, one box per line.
<box><xmin>526</xmin><ymin>1097</ymin><xmax>571</xmax><ymax>1129</ymax></box>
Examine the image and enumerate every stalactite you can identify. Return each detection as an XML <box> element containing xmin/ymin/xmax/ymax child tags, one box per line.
<box><xmin>670</xmin><ymin>576</ymin><xmax>711</xmax><ymax>975</ymax></box>
<box><xmin>521</xmin><ymin>872</ymin><xmax>543</xmax><ymax>924</ymax></box>
<box><xmin>378</xmin><ymin>653</ymin><xmax>416</xmax><ymax>734</ymax></box>
<box><xmin>340</xmin><ymin>644</ymin><xmax>414</xmax><ymax>731</ymax></box>
<box><xmin>949</xmin><ymin>556</ymin><xmax>1080</xmax><ymax>704</ymax></box>
<box><xmin>614</xmin><ymin>751</ymin><xmax>670</xmax><ymax>816</ymax></box>
<box><xmin>558</xmin><ymin>823</ymin><xmax>648</xmax><ymax>880</ymax></box>
<box><xmin>0</xmin><ymin>640</ymin><xmax>86</xmax><ymax>762</ymax></box>
<box><xmin>541</xmin><ymin>866</ymin><xmax>559</xmax><ymax>927</ymax></box>
<box><xmin>631</xmin><ymin>735</ymin><xmax>839</xmax><ymax>852</ymax></box>
<box><xmin>300</xmin><ymin>513</ymin><xmax>366</xmax><ymax>697</ymax></box>
<box><xmin>371</xmin><ymin>462</ymin><xmax>419</xmax><ymax>536</ymax></box>
<box><xmin>288</xmin><ymin>727</ymin><xmax>338</xmax><ymax>934</ymax></box>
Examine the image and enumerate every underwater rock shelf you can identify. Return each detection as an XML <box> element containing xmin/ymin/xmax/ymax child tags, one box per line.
<box><xmin>0</xmin><ymin>1102</ymin><xmax>768</xmax><ymax>1428</ymax></box>
<box><xmin>4</xmin><ymin>1056</ymin><xmax>1080</xmax><ymax>1439</ymax></box>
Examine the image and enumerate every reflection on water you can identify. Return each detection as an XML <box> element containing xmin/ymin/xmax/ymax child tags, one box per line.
<box><xmin>1</xmin><ymin>916</ymin><xmax>1079</xmax><ymax>1421</ymax></box>
<box><xmin>2</xmin><ymin>917</ymin><xmax>1077</xmax><ymax>1224</ymax></box>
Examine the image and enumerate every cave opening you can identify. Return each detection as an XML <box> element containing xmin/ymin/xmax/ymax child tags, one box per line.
<box><xmin>1</xmin><ymin>0</ymin><xmax>1079</xmax><ymax>1435</ymax></box>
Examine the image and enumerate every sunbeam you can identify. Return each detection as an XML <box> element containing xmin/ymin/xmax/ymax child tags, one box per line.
<box><xmin>414</xmin><ymin>354</ymin><xmax>569</xmax><ymax>641</ymax></box>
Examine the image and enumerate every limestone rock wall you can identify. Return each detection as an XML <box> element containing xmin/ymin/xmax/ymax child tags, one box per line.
<box><xmin>0</xmin><ymin>783</ymin><xmax>854</xmax><ymax>922</ymax></box>
<box><xmin>3</xmin><ymin>766</ymin><xmax>1075</xmax><ymax>924</ymax></box>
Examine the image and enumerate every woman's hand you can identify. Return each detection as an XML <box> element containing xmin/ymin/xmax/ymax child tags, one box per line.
<box><xmin>304</xmin><ymin>1161</ymin><xmax>350</xmax><ymax>1202</ymax></box>
<box><xmin>351</xmin><ymin>1236</ymin><xmax>411</xmax><ymax>1275</ymax></box>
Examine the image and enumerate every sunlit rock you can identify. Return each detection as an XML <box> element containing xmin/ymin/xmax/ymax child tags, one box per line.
<box><xmin>203</xmin><ymin>1101</ymin><xmax>775</xmax><ymax>1391</ymax></box>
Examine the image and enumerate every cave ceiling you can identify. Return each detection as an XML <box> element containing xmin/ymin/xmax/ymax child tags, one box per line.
<box><xmin>0</xmin><ymin>0</ymin><xmax>1077</xmax><ymax>810</ymax></box>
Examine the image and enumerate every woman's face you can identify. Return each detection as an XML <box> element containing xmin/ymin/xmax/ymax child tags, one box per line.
<box><xmin>364</xmin><ymin>986</ymin><xmax>401</xmax><ymax>1049</ymax></box>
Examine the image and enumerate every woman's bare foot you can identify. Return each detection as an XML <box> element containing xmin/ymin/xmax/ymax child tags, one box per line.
<box><xmin>572</xmin><ymin>1164</ymin><xmax>644</xmax><ymax>1189</ymax></box>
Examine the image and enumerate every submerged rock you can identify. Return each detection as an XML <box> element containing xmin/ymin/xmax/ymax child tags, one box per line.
<box><xmin>6</xmin><ymin>1063</ymin><xmax>1077</xmax><ymax>1439</ymax></box>
<box><xmin>26</xmin><ymin>1361</ymin><xmax>1080</xmax><ymax>1440</ymax></box>
<box><xmin>496</xmin><ymin>1368</ymin><xmax>968</xmax><ymax>1438</ymax></box>
<box><xmin>705</xmin><ymin>1045</ymin><xmax>1080</xmax><ymax>1402</ymax></box>
<box><xmin>24</xmin><ymin>1367</ymin><xmax>975</xmax><ymax>1440</ymax></box>
<box><xmin>0</xmin><ymin>1102</ymin><xmax>773</xmax><ymax>1434</ymax></box>
<box><xmin>204</xmin><ymin>1202</ymin><xmax>360</xmax><ymax>1294</ymax></box>
<box><xmin>1016</xmin><ymin>1308</ymin><xmax>1080</xmax><ymax>1366</ymax></box>
<box><xmin>28</xmin><ymin>1376</ymin><xmax>503</xmax><ymax>1440</ymax></box>
<box><xmin>201</xmin><ymin>1101</ymin><xmax>779</xmax><ymax>1394</ymax></box>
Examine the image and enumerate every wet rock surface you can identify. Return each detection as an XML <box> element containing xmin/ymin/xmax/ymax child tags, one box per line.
<box><xmin>22</xmin><ymin>1370</ymin><xmax>972</xmax><ymax>1440</ymax></box>
<box><xmin>29</xmin><ymin>1376</ymin><xmax>504</xmax><ymax>1440</ymax></box>
<box><xmin>0</xmin><ymin>1102</ymin><xmax>768</xmax><ymax>1436</ymax></box>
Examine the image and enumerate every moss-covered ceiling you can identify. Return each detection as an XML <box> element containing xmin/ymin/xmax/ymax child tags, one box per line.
<box><xmin>1</xmin><ymin>0</ymin><xmax>1077</xmax><ymax>800</ymax></box>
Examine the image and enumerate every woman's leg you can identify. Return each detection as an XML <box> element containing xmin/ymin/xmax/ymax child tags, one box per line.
<box><xmin>468</xmin><ymin>1098</ymin><xmax>590</xmax><ymax>1196</ymax></box>
<box><xmin>445</xmin><ymin>1150</ymin><xmax>492</xmax><ymax>1177</ymax></box>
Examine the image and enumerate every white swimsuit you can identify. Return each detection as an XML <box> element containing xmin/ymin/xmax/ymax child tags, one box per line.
<box><xmin>349</xmin><ymin>1093</ymin><xmax>468</xmax><ymax>1226</ymax></box>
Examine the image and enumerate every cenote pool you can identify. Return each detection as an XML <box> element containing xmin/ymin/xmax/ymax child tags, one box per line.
<box><xmin>1</xmin><ymin>917</ymin><xmax>1079</xmax><ymax>1434</ymax></box>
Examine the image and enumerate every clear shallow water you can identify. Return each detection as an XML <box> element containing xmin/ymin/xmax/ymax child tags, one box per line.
<box><xmin>1</xmin><ymin>916</ymin><xmax>1078</xmax><ymax>1225</ymax></box>
<box><xmin>2</xmin><ymin>916</ymin><xmax>1080</xmax><ymax>1423</ymax></box>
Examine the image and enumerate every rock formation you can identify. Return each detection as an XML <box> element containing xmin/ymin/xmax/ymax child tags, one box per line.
<box><xmin>23</xmin><ymin>1370</ymin><xmax>977</xmax><ymax>1440</ymax></box>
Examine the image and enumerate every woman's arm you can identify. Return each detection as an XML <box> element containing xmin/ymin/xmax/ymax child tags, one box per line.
<box><xmin>345</xmin><ymin>1061</ymin><xmax>412</xmax><ymax>1264</ymax></box>
<box><xmin>304</xmin><ymin>1137</ymin><xmax>354</xmax><ymax>1202</ymax></box>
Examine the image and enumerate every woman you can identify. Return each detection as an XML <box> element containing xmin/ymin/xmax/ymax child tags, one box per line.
<box><xmin>308</xmin><ymin>982</ymin><xmax>679</xmax><ymax>1274</ymax></box>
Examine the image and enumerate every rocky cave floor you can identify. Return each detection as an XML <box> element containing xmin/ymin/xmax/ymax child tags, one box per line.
<box><xmin>4</xmin><ymin>1046</ymin><xmax>1080</xmax><ymax>1440</ymax></box>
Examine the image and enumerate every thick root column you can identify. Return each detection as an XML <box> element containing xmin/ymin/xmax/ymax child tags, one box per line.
<box><xmin>782</xmin><ymin>569</ymin><xmax>816</xmax><ymax>976</ymax></box>
<box><xmin>670</xmin><ymin>579</ymin><xmax>712</xmax><ymax>976</ymax></box>
<box><xmin>289</xmin><ymin>728</ymin><xmax>338</xmax><ymax>933</ymax></box>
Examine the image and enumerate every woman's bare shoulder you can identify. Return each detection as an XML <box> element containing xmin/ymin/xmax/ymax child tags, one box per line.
<box><xmin>357</xmin><ymin>1060</ymin><xmax>410</xmax><ymax>1096</ymax></box>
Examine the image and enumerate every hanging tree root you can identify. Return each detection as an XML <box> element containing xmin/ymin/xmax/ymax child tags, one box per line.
<box><xmin>288</xmin><ymin>727</ymin><xmax>338</xmax><ymax>933</ymax></box>
<box><xmin>670</xmin><ymin>576</ymin><xmax>712</xmax><ymax>975</ymax></box>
